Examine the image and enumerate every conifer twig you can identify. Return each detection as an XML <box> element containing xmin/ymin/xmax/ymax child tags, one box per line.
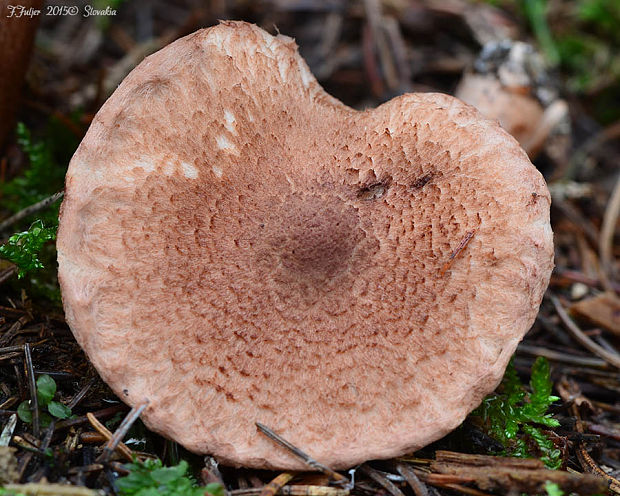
<box><xmin>552</xmin><ymin>296</ymin><xmax>620</xmax><ymax>369</ymax></box>
<box><xmin>256</xmin><ymin>422</ymin><xmax>350</xmax><ymax>486</ymax></box>
<box><xmin>0</xmin><ymin>191</ymin><xmax>63</xmax><ymax>233</ymax></box>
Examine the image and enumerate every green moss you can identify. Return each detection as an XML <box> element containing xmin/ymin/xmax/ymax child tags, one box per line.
<box><xmin>473</xmin><ymin>357</ymin><xmax>562</xmax><ymax>469</ymax></box>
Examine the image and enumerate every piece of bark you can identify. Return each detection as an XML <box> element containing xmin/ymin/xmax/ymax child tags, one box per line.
<box><xmin>431</xmin><ymin>456</ymin><xmax>607</xmax><ymax>495</ymax></box>
<box><xmin>434</xmin><ymin>450</ymin><xmax>544</xmax><ymax>469</ymax></box>
<box><xmin>571</xmin><ymin>292</ymin><xmax>620</xmax><ymax>337</ymax></box>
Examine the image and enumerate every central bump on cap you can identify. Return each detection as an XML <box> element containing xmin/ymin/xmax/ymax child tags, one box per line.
<box><xmin>262</xmin><ymin>193</ymin><xmax>361</xmax><ymax>280</ymax></box>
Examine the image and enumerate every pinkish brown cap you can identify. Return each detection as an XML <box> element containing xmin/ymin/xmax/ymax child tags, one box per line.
<box><xmin>57</xmin><ymin>21</ymin><xmax>554</xmax><ymax>470</ymax></box>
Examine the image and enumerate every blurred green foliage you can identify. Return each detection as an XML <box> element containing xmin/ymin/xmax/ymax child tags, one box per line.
<box><xmin>482</xmin><ymin>0</ymin><xmax>620</xmax><ymax>123</ymax></box>
<box><xmin>522</xmin><ymin>0</ymin><xmax>560</xmax><ymax>65</ymax></box>
<box><xmin>544</xmin><ymin>481</ymin><xmax>564</xmax><ymax>496</ymax></box>
<box><xmin>0</xmin><ymin>119</ymin><xmax>77</xmax><ymax>226</ymax></box>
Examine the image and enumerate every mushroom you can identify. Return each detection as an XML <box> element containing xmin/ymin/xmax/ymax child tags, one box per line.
<box><xmin>57</xmin><ymin>22</ymin><xmax>554</xmax><ymax>469</ymax></box>
<box><xmin>455</xmin><ymin>41</ymin><xmax>570</xmax><ymax>160</ymax></box>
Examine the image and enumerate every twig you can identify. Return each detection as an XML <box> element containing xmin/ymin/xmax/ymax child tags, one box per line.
<box><xmin>516</xmin><ymin>343</ymin><xmax>608</xmax><ymax>369</ymax></box>
<box><xmin>395</xmin><ymin>463</ymin><xmax>429</xmax><ymax>496</ymax></box>
<box><xmin>599</xmin><ymin>173</ymin><xmax>620</xmax><ymax>290</ymax></box>
<box><xmin>587</xmin><ymin>423</ymin><xmax>620</xmax><ymax>442</ymax></box>
<box><xmin>260</xmin><ymin>473</ymin><xmax>295</xmax><ymax>496</ymax></box>
<box><xmin>0</xmin><ymin>340</ymin><xmax>48</xmax><ymax>357</ymax></box>
<box><xmin>382</xmin><ymin>16</ymin><xmax>412</xmax><ymax>91</ymax></box>
<box><xmin>0</xmin><ymin>191</ymin><xmax>63</xmax><ymax>233</ymax></box>
<box><xmin>552</xmin><ymin>269</ymin><xmax>620</xmax><ymax>293</ymax></box>
<box><xmin>24</xmin><ymin>343</ymin><xmax>40</xmax><ymax>438</ymax></box>
<box><xmin>566</xmin><ymin>120</ymin><xmax>620</xmax><ymax>180</ymax></box>
<box><xmin>362</xmin><ymin>23</ymin><xmax>384</xmax><ymax>97</ymax></box>
<box><xmin>363</xmin><ymin>0</ymin><xmax>399</xmax><ymax>92</ymax></box>
<box><xmin>68</xmin><ymin>376</ymin><xmax>97</xmax><ymax>409</ymax></box>
<box><xmin>359</xmin><ymin>465</ymin><xmax>406</xmax><ymax>496</ymax></box>
<box><xmin>97</xmin><ymin>400</ymin><xmax>148</xmax><ymax>463</ymax></box>
<box><xmin>54</xmin><ymin>404</ymin><xmax>127</xmax><ymax>431</ymax></box>
<box><xmin>256</xmin><ymin>423</ymin><xmax>349</xmax><ymax>486</ymax></box>
<box><xmin>71</xmin><ymin>9</ymin><xmax>206</xmax><ymax>108</ymax></box>
<box><xmin>551</xmin><ymin>296</ymin><xmax>620</xmax><ymax>369</ymax></box>
<box><xmin>551</xmin><ymin>198</ymin><xmax>600</xmax><ymax>248</ymax></box>
<box><xmin>0</xmin><ymin>265</ymin><xmax>17</xmax><ymax>285</ymax></box>
<box><xmin>231</xmin><ymin>487</ymin><xmax>349</xmax><ymax>496</ymax></box>
<box><xmin>440</xmin><ymin>231</ymin><xmax>475</xmax><ymax>276</ymax></box>
<box><xmin>67</xmin><ymin>463</ymin><xmax>105</xmax><ymax>476</ymax></box>
<box><xmin>39</xmin><ymin>419</ymin><xmax>56</xmax><ymax>453</ymax></box>
<box><xmin>0</xmin><ymin>314</ymin><xmax>31</xmax><ymax>347</ymax></box>
<box><xmin>560</xmin><ymin>383</ymin><xmax>620</xmax><ymax>494</ymax></box>
<box><xmin>0</xmin><ymin>413</ymin><xmax>17</xmax><ymax>446</ymax></box>
<box><xmin>87</xmin><ymin>412</ymin><xmax>133</xmax><ymax>462</ymax></box>
<box><xmin>1</xmin><ymin>483</ymin><xmax>99</xmax><ymax>495</ymax></box>
<box><xmin>434</xmin><ymin>484</ymin><xmax>493</xmax><ymax>496</ymax></box>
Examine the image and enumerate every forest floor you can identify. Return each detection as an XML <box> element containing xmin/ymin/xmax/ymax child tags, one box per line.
<box><xmin>0</xmin><ymin>1</ymin><xmax>619</xmax><ymax>495</ymax></box>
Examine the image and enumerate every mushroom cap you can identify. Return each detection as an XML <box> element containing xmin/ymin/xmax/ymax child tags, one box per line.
<box><xmin>58</xmin><ymin>21</ymin><xmax>554</xmax><ymax>470</ymax></box>
<box><xmin>455</xmin><ymin>73</ymin><xmax>545</xmax><ymax>149</ymax></box>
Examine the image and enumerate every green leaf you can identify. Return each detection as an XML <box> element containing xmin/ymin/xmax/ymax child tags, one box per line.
<box><xmin>150</xmin><ymin>460</ymin><xmax>189</xmax><ymax>484</ymax></box>
<box><xmin>17</xmin><ymin>400</ymin><xmax>32</xmax><ymax>423</ymax></box>
<box><xmin>206</xmin><ymin>483</ymin><xmax>225</xmax><ymax>496</ymax></box>
<box><xmin>48</xmin><ymin>400</ymin><xmax>71</xmax><ymax>419</ymax></box>
<box><xmin>39</xmin><ymin>413</ymin><xmax>53</xmax><ymax>428</ymax></box>
<box><xmin>530</xmin><ymin>357</ymin><xmax>554</xmax><ymax>406</ymax></box>
<box><xmin>0</xmin><ymin>221</ymin><xmax>57</xmax><ymax>278</ymax></box>
<box><xmin>544</xmin><ymin>481</ymin><xmax>564</xmax><ymax>496</ymax></box>
<box><xmin>117</xmin><ymin>458</ymin><xmax>213</xmax><ymax>496</ymax></box>
<box><xmin>36</xmin><ymin>374</ymin><xmax>56</xmax><ymax>406</ymax></box>
<box><xmin>502</xmin><ymin>359</ymin><xmax>524</xmax><ymax>403</ymax></box>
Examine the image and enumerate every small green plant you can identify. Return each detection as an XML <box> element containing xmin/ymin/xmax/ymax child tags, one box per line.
<box><xmin>117</xmin><ymin>458</ymin><xmax>224</xmax><ymax>496</ymax></box>
<box><xmin>0</xmin><ymin>220</ymin><xmax>57</xmax><ymax>278</ymax></box>
<box><xmin>17</xmin><ymin>374</ymin><xmax>72</xmax><ymax>427</ymax></box>
<box><xmin>474</xmin><ymin>357</ymin><xmax>562</xmax><ymax>469</ymax></box>
<box><xmin>0</xmin><ymin>489</ymin><xmax>26</xmax><ymax>496</ymax></box>
<box><xmin>544</xmin><ymin>481</ymin><xmax>564</xmax><ymax>496</ymax></box>
<box><xmin>523</xmin><ymin>0</ymin><xmax>561</xmax><ymax>64</ymax></box>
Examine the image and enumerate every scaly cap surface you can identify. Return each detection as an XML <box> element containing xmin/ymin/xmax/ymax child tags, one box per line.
<box><xmin>58</xmin><ymin>21</ymin><xmax>554</xmax><ymax>469</ymax></box>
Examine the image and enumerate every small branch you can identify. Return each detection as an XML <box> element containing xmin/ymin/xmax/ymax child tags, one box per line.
<box><xmin>360</xmin><ymin>465</ymin><xmax>406</xmax><ymax>496</ymax></box>
<box><xmin>87</xmin><ymin>412</ymin><xmax>134</xmax><ymax>462</ymax></box>
<box><xmin>440</xmin><ymin>231</ymin><xmax>475</xmax><ymax>276</ymax></box>
<box><xmin>230</xmin><ymin>486</ymin><xmax>350</xmax><ymax>496</ymax></box>
<box><xmin>256</xmin><ymin>422</ymin><xmax>350</xmax><ymax>486</ymax></box>
<box><xmin>552</xmin><ymin>296</ymin><xmax>620</xmax><ymax>369</ymax></box>
<box><xmin>395</xmin><ymin>463</ymin><xmax>429</xmax><ymax>496</ymax></box>
<box><xmin>260</xmin><ymin>473</ymin><xmax>295</xmax><ymax>496</ymax></box>
<box><xmin>24</xmin><ymin>343</ymin><xmax>39</xmax><ymax>438</ymax></box>
<box><xmin>97</xmin><ymin>400</ymin><xmax>148</xmax><ymax>463</ymax></box>
<box><xmin>0</xmin><ymin>191</ymin><xmax>63</xmax><ymax>233</ymax></box>
<box><xmin>516</xmin><ymin>343</ymin><xmax>608</xmax><ymax>369</ymax></box>
<box><xmin>0</xmin><ymin>265</ymin><xmax>17</xmax><ymax>285</ymax></box>
<box><xmin>599</xmin><ymin>174</ymin><xmax>620</xmax><ymax>290</ymax></box>
<box><xmin>68</xmin><ymin>377</ymin><xmax>97</xmax><ymax>410</ymax></box>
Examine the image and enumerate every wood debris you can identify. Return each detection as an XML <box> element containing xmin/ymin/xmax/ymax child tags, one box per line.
<box><xmin>571</xmin><ymin>291</ymin><xmax>620</xmax><ymax>336</ymax></box>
